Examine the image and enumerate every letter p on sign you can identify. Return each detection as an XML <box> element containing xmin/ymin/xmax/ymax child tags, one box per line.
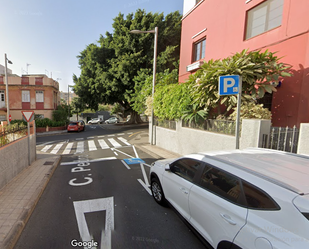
<box><xmin>219</xmin><ymin>75</ymin><xmax>240</xmax><ymax>95</ymax></box>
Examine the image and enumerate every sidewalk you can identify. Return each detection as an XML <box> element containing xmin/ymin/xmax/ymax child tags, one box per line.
<box><xmin>0</xmin><ymin>127</ymin><xmax>179</xmax><ymax>249</ymax></box>
<box><xmin>0</xmin><ymin>153</ymin><xmax>61</xmax><ymax>249</ymax></box>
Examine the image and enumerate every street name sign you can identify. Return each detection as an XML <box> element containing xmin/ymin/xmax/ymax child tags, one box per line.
<box><xmin>218</xmin><ymin>75</ymin><xmax>240</xmax><ymax>95</ymax></box>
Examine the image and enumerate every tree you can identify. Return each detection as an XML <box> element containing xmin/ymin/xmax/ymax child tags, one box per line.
<box><xmin>73</xmin><ymin>9</ymin><xmax>182</xmax><ymax>123</ymax></box>
<box><xmin>188</xmin><ymin>49</ymin><xmax>292</xmax><ymax>117</ymax></box>
<box><xmin>70</xmin><ymin>97</ymin><xmax>86</xmax><ymax>121</ymax></box>
<box><xmin>130</xmin><ymin>66</ymin><xmax>179</xmax><ymax>115</ymax></box>
<box><xmin>52</xmin><ymin>104</ymin><xmax>69</xmax><ymax>123</ymax></box>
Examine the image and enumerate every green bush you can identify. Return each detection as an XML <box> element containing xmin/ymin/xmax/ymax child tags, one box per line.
<box><xmin>35</xmin><ymin>118</ymin><xmax>52</xmax><ymax>127</ymax></box>
<box><xmin>10</xmin><ymin>119</ymin><xmax>27</xmax><ymax>126</ymax></box>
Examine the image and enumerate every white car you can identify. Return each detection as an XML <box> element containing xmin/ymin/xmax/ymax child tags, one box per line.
<box><xmin>104</xmin><ymin>117</ymin><xmax>119</xmax><ymax>124</ymax></box>
<box><xmin>88</xmin><ymin>118</ymin><xmax>101</xmax><ymax>124</ymax></box>
<box><xmin>149</xmin><ymin>148</ymin><xmax>309</xmax><ymax>249</ymax></box>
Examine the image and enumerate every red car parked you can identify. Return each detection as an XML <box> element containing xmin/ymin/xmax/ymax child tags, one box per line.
<box><xmin>67</xmin><ymin>121</ymin><xmax>85</xmax><ymax>132</ymax></box>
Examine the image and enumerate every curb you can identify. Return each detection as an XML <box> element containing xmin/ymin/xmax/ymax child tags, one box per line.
<box><xmin>3</xmin><ymin>156</ymin><xmax>61</xmax><ymax>249</ymax></box>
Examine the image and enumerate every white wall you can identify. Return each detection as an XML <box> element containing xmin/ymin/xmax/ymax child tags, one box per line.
<box><xmin>183</xmin><ymin>0</ymin><xmax>197</xmax><ymax>17</ymax></box>
<box><xmin>155</xmin><ymin>119</ymin><xmax>271</xmax><ymax>155</ymax></box>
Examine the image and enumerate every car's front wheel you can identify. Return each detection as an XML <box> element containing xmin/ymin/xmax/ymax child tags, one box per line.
<box><xmin>151</xmin><ymin>178</ymin><xmax>166</xmax><ymax>206</ymax></box>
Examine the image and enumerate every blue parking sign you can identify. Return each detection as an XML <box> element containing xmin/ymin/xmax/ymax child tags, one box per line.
<box><xmin>219</xmin><ymin>75</ymin><xmax>240</xmax><ymax>95</ymax></box>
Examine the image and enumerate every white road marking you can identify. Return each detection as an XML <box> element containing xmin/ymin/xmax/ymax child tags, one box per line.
<box><xmin>137</xmin><ymin>179</ymin><xmax>152</xmax><ymax>195</ymax></box>
<box><xmin>87</xmin><ymin>136</ymin><xmax>95</xmax><ymax>139</ymax></box>
<box><xmin>50</xmin><ymin>143</ymin><xmax>64</xmax><ymax>154</ymax></box>
<box><xmin>118</xmin><ymin>137</ymin><xmax>130</xmax><ymax>146</ymax></box>
<box><xmin>121</xmin><ymin>160</ymin><xmax>131</xmax><ymax>170</ymax></box>
<box><xmin>73</xmin><ymin>197</ymin><xmax>114</xmax><ymax>249</ymax></box>
<box><xmin>75</xmin><ymin>141</ymin><xmax>84</xmax><ymax>154</ymax></box>
<box><xmin>41</xmin><ymin>144</ymin><xmax>52</xmax><ymax>152</ymax></box>
<box><xmin>132</xmin><ymin>145</ymin><xmax>139</xmax><ymax>158</ymax></box>
<box><xmin>117</xmin><ymin>133</ymin><xmax>125</xmax><ymax>135</ymax></box>
<box><xmin>98</xmin><ymin>139</ymin><xmax>109</xmax><ymax>149</ymax></box>
<box><xmin>108</xmin><ymin>138</ymin><xmax>121</xmax><ymax>148</ymax></box>
<box><xmin>88</xmin><ymin>140</ymin><xmax>97</xmax><ymax>151</ymax></box>
<box><xmin>140</xmin><ymin>163</ymin><xmax>150</xmax><ymax>187</ymax></box>
<box><xmin>98</xmin><ymin>135</ymin><xmax>105</xmax><ymax>138</ymax></box>
<box><xmin>61</xmin><ymin>157</ymin><xmax>117</xmax><ymax>165</ymax></box>
<box><xmin>142</xmin><ymin>163</ymin><xmax>152</xmax><ymax>168</ymax></box>
<box><xmin>107</xmin><ymin>134</ymin><xmax>115</xmax><ymax>137</ymax></box>
<box><xmin>127</xmin><ymin>132</ymin><xmax>133</xmax><ymax>134</ymax></box>
<box><xmin>76</xmin><ymin>138</ymin><xmax>84</xmax><ymax>141</ymax></box>
<box><xmin>111</xmin><ymin>148</ymin><xmax>133</xmax><ymax>158</ymax></box>
<box><xmin>63</xmin><ymin>142</ymin><xmax>73</xmax><ymax>154</ymax></box>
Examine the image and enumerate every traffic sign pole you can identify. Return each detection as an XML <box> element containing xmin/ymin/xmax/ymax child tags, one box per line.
<box><xmin>235</xmin><ymin>77</ymin><xmax>242</xmax><ymax>149</ymax></box>
<box><xmin>218</xmin><ymin>75</ymin><xmax>242</xmax><ymax>149</ymax></box>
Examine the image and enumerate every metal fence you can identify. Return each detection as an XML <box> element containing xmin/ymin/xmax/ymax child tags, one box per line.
<box><xmin>154</xmin><ymin>119</ymin><xmax>176</xmax><ymax>130</ymax></box>
<box><xmin>262</xmin><ymin>126</ymin><xmax>299</xmax><ymax>153</ymax></box>
<box><xmin>182</xmin><ymin>119</ymin><xmax>237</xmax><ymax>136</ymax></box>
<box><xmin>0</xmin><ymin>124</ymin><xmax>27</xmax><ymax>147</ymax></box>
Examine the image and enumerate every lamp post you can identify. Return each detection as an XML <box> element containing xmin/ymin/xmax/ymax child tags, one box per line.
<box><xmin>4</xmin><ymin>54</ymin><xmax>13</xmax><ymax>125</ymax></box>
<box><xmin>68</xmin><ymin>85</ymin><xmax>74</xmax><ymax>121</ymax></box>
<box><xmin>130</xmin><ymin>27</ymin><xmax>158</xmax><ymax>145</ymax></box>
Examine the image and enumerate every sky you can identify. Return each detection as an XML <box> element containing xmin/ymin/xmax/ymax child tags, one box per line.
<box><xmin>0</xmin><ymin>0</ymin><xmax>183</xmax><ymax>92</ymax></box>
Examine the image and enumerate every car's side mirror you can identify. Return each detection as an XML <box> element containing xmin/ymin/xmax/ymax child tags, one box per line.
<box><xmin>165</xmin><ymin>164</ymin><xmax>171</xmax><ymax>172</ymax></box>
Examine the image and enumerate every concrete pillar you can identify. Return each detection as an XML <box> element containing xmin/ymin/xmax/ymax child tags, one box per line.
<box><xmin>240</xmin><ymin>119</ymin><xmax>271</xmax><ymax>149</ymax></box>
<box><xmin>297</xmin><ymin>123</ymin><xmax>309</xmax><ymax>156</ymax></box>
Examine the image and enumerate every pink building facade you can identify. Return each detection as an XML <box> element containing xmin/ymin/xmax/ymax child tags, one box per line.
<box><xmin>179</xmin><ymin>0</ymin><xmax>309</xmax><ymax>127</ymax></box>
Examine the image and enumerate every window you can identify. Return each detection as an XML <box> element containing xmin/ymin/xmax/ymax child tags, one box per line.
<box><xmin>0</xmin><ymin>90</ymin><xmax>4</xmax><ymax>102</ymax></box>
<box><xmin>242</xmin><ymin>181</ymin><xmax>280</xmax><ymax>210</ymax></box>
<box><xmin>0</xmin><ymin>90</ymin><xmax>5</xmax><ymax>108</ymax></box>
<box><xmin>21</xmin><ymin>77</ymin><xmax>29</xmax><ymax>85</ymax></box>
<box><xmin>170</xmin><ymin>158</ymin><xmax>202</xmax><ymax>182</ymax></box>
<box><xmin>36</xmin><ymin>91</ymin><xmax>44</xmax><ymax>102</ymax></box>
<box><xmin>194</xmin><ymin>38</ymin><xmax>206</xmax><ymax>62</ymax></box>
<box><xmin>199</xmin><ymin>166</ymin><xmax>241</xmax><ymax>203</ymax></box>
<box><xmin>22</xmin><ymin>90</ymin><xmax>30</xmax><ymax>109</ymax></box>
<box><xmin>22</xmin><ymin>91</ymin><xmax>30</xmax><ymax>102</ymax></box>
<box><xmin>246</xmin><ymin>0</ymin><xmax>284</xmax><ymax>39</ymax></box>
<box><xmin>35</xmin><ymin>77</ymin><xmax>43</xmax><ymax>85</ymax></box>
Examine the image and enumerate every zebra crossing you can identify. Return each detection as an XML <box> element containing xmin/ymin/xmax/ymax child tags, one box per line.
<box><xmin>39</xmin><ymin>136</ymin><xmax>132</xmax><ymax>155</ymax></box>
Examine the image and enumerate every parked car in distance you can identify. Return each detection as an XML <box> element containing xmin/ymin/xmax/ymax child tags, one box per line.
<box><xmin>67</xmin><ymin>121</ymin><xmax>85</xmax><ymax>132</ymax></box>
<box><xmin>149</xmin><ymin>148</ymin><xmax>309</xmax><ymax>249</ymax></box>
<box><xmin>105</xmin><ymin>117</ymin><xmax>119</xmax><ymax>124</ymax></box>
<box><xmin>88</xmin><ymin>118</ymin><xmax>102</xmax><ymax>124</ymax></box>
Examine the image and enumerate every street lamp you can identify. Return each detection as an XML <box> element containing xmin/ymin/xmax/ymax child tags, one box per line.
<box><xmin>130</xmin><ymin>27</ymin><xmax>158</xmax><ymax>145</ymax></box>
<box><xmin>68</xmin><ymin>85</ymin><xmax>74</xmax><ymax>121</ymax></box>
<box><xmin>4</xmin><ymin>54</ymin><xmax>13</xmax><ymax>125</ymax></box>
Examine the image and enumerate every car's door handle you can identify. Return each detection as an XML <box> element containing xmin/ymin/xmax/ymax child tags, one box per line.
<box><xmin>220</xmin><ymin>213</ymin><xmax>237</xmax><ymax>225</ymax></box>
<box><xmin>180</xmin><ymin>187</ymin><xmax>189</xmax><ymax>194</ymax></box>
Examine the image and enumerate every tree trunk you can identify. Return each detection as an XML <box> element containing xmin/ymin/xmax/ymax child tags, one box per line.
<box><xmin>127</xmin><ymin>110</ymin><xmax>143</xmax><ymax>124</ymax></box>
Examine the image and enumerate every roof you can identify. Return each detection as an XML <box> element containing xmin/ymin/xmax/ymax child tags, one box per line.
<box><xmin>198</xmin><ymin>148</ymin><xmax>309</xmax><ymax>195</ymax></box>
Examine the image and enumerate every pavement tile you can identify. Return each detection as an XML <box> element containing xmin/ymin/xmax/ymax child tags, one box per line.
<box><xmin>0</xmin><ymin>154</ymin><xmax>60</xmax><ymax>249</ymax></box>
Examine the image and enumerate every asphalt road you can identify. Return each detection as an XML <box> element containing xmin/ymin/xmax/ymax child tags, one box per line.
<box><xmin>14</xmin><ymin>124</ymin><xmax>206</xmax><ymax>249</ymax></box>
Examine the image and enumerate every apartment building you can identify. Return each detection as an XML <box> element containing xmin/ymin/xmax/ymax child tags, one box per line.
<box><xmin>0</xmin><ymin>72</ymin><xmax>60</xmax><ymax>121</ymax></box>
<box><xmin>179</xmin><ymin>0</ymin><xmax>309</xmax><ymax>127</ymax></box>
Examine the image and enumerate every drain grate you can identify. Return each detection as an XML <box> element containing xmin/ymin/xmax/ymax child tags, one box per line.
<box><xmin>43</xmin><ymin>161</ymin><xmax>54</xmax><ymax>165</ymax></box>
